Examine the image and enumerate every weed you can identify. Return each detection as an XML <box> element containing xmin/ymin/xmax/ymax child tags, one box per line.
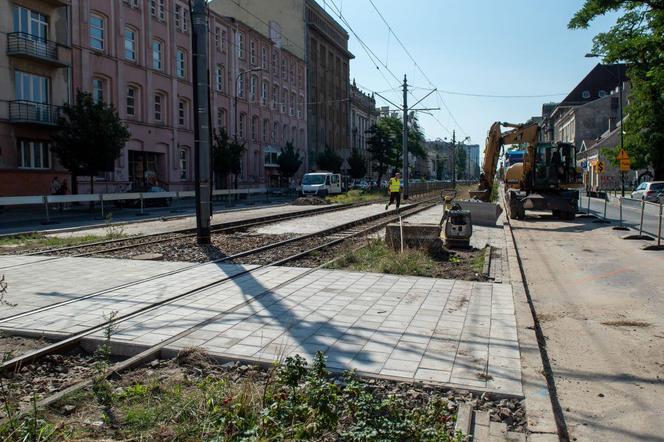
<box><xmin>327</xmin><ymin>189</ymin><xmax>383</xmax><ymax>205</ymax></box>
<box><xmin>92</xmin><ymin>310</ymin><xmax>118</xmax><ymax>424</ymax></box>
<box><xmin>0</xmin><ymin>233</ymin><xmax>110</xmax><ymax>251</ymax></box>
<box><xmin>0</xmin><ymin>275</ymin><xmax>16</xmax><ymax>307</ymax></box>
<box><xmin>104</xmin><ymin>214</ymin><xmax>125</xmax><ymax>239</ymax></box>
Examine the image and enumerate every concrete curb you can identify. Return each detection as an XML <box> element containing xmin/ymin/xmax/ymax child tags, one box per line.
<box><xmin>503</xmin><ymin>223</ymin><xmax>559</xmax><ymax>439</ymax></box>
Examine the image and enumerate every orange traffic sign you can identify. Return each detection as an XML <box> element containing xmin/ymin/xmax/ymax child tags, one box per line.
<box><xmin>616</xmin><ymin>148</ymin><xmax>630</xmax><ymax>161</ymax></box>
<box><xmin>620</xmin><ymin>158</ymin><xmax>631</xmax><ymax>172</ymax></box>
<box><xmin>597</xmin><ymin>161</ymin><xmax>605</xmax><ymax>173</ymax></box>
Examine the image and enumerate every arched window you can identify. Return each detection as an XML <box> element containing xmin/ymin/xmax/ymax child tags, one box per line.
<box><xmin>124</xmin><ymin>25</ymin><xmax>137</xmax><ymax>61</ymax></box>
<box><xmin>179</xmin><ymin>147</ymin><xmax>189</xmax><ymax>180</ymax></box>
<box><xmin>263</xmin><ymin>119</ymin><xmax>269</xmax><ymax>143</ymax></box>
<box><xmin>239</xmin><ymin>112</ymin><xmax>246</xmax><ymax>138</ymax></box>
<box><xmin>89</xmin><ymin>13</ymin><xmax>105</xmax><ymax>51</ymax></box>
<box><xmin>126</xmin><ymin>84</ymin><xmax>139</xmax><ymax>117</ymax></box>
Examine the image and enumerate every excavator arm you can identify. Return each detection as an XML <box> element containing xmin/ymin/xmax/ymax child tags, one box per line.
<box><xmin>476</xmin><ymin>121</ymin><xmax>540</xmax><ymax>199</ymax></box>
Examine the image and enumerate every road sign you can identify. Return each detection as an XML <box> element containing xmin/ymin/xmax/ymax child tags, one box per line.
<box><xmin>597</xmin><ymin>161</ymin><xmax>605</xmax><ymax>173</ymax></box>
<box><xmin>620</xmin><ymin>158</ymin><xmax>631</xmax><ymax>172</ymax></box>
<box><xmin>616</xmin><ymin>148</ymin><xmax>630</xmax><ymax>161</ymax></box>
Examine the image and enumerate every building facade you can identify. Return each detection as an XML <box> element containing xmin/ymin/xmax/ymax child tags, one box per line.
<box><xmin>349</xmin><ymin>80</ymin><xmax>377</xmax><ymax>176</ymax></box>
<box><xmin>305</xmin><ymin>0</ymin><xmax>352</xmax><ymax>169</ymax></box>
<box><xmin>0</xmin><ymin>0</ymin><xmax>307</xmax><ymax>195</ymax></box>
<box><xmin>0</xmin><ymin>0</ymin><xmax>73</xmax><ymax>196</ymax></box>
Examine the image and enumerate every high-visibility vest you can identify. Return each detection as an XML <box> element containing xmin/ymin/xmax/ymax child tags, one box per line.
<box><xmin>388</xmin><ymin>177</ymin><xmax>401</xmax><ymax>193</ymax></box>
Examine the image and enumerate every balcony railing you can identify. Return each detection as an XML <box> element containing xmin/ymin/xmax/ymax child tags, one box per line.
<box><xmin>7</xmin><ymin>32</ymin><xmax>69</xmax><ymax>66</ymax></box>
<box><xmin>9</xmin><ymin>100</ymin><xmax>61</xmax><ymax>125</ymax></box>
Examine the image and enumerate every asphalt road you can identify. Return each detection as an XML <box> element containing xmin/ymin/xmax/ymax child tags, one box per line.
<box><xmin>580</xmin><ymin>195</ymin><xmax>663</xmax><ymax>240</ymax></box>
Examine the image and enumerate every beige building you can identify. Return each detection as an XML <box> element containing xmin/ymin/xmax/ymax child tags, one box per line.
<box><xmin>0</xmin><ymin>0</ymin><xmax>72</xmax><ymax>196</ymax></box>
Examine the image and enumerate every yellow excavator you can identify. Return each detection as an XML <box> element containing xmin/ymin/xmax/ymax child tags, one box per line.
<box><xmin>472</xmin><ymin>121</ymin><xmax>581</xmax><ymax>220</ymax></box>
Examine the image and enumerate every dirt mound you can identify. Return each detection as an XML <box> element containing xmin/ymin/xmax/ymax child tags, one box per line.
<box><xmin>291</xmin><ymin>196</ymin><xmax>329</xmax><ymax>205</ymax></box>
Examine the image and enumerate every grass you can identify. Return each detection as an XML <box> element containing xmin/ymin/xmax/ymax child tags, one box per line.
<box><xmin>0</xmin><ymin>233</ymin><xmax>117</xmax><ymax>251</ymax></box>
<box><xmin>471</xmin><ymin>249</ymin><xmax>487</xmax><ymax>274</ymax></box>
<box><xmin>327</xmin><ymin>240</ymin><xmax>439</xmax><ymax>277</ymax></box>
<box><xmin>326</xmin><ymin>189</ymin><xmax>384</xmax><ymax>205</ymax></box>
<box><xmin>0</xmin><ymin>352</ymin><xmax>465</xmax><ymax>441</ymax></box>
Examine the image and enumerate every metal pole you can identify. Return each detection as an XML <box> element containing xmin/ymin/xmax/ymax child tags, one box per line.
<box><xmin>140</xmin><ymin>193</ymin><xmax>144</xmax><ymax>216</ymax></box>
<box><xmin>192</xmin><ymin>0</ymin><xmax>211</xmax><ymax>244</ymax></box>
<box><xmin>587</xmin><ymin>193</ymin><xmax>591</xmax><ymax>215</ymax></box>
<box><xmin>451</xmin><ymin>130</ymin><xmax>456</xmax><ymax>189</ymax></box>
<box><xmin>639</xmin><ymin>200</ymin><xmax>645</xmax><ymax>236</ymax></box>
<box><xmin>619</xmin><ymin>197</ymin><xmax>624</xmax><ymax>228</ymax></box>
<box><xmin>603</xmin><ymin>197</ymin><xmax>607</xmax><ymax>220</ymax></box>
<box><xmin>657</xmin><ymin>203</ymin><xmax>663</xmax><ymax>247</ymax></box>
<box><xmin>402</xmin><ymin>74</ymin><xmax>409</xmax><ymax>200</ymax></box>
<box><xmin>44</xmin><ymin>196</ymin><xmax>50</xmax><ymax>224</ymax></box>
<box><xmin>619</xmin><ymin>81</ymin><xmax>625</xmax><ymax>197</ymax></box>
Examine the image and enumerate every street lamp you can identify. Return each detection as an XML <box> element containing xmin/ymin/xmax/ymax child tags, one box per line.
<box><xmin>234</xmin><ymin>67</ymin><xmax>265</xmax><ymax>139</ymax></box>
<box><xmin>585</xmin><ymin>54</ymin><xmax>626</xmax><ymax>196</ymax></box>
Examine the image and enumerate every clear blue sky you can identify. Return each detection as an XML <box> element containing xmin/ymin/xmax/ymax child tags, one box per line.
<box><xmin>316</xmin><ymin>0</ymin><xmax>620</xmax><ymax>149</ymax></box>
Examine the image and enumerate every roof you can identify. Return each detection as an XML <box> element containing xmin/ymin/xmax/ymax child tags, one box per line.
<box><xmin>560</xmin><ymin>63</ymin><xmax>627</xmax><ymax>106</ymax></box>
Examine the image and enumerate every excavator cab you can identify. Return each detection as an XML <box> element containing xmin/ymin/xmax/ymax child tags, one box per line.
<box><xmin>531</xmin><ymin>143</ymin><xmax>578</xmax><ymax>190</ymax></box>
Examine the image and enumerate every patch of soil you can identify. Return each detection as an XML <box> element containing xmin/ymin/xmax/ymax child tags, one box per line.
<box><xmin>291</xmin><ymin>196</ymin><xmax>329</xmax><ymax>205</ymax></box>
<box><xmin>0</xmin><ymin>335</ymin><xmax>48</xmax><ymax>360</ymax></box>
<box><xmin>424</xmin><ymin>246</ymin><xmax>488</xmax><ymax>281</ymax></box>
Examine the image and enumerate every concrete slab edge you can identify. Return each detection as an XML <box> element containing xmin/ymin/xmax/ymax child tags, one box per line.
<box><xmin>503</xmin><ymin>223</ymin><xmax>560</xmax><ymax>440</ymax></box>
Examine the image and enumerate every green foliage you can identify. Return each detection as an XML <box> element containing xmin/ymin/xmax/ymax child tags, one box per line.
<box><xmin>212</xmin><ymin>128</ymin><xmax>246</xmax><ymax>188</ymax></box>
<box><xmin>348</xmin><ymin>149</ymin><xmax>368</xmax><ymax>179</ymax></box>
<box><xmin>569</xmin><ymin>1</ymin><xmax>664</xmax><ymax>178</ymax></box>
<box><xmin>329</xmin><ymin>240</ymin><xmax>437</xmax><ymax>277</ymax></box>
<box><xmin>317</xmin><ymin>145</ymin><xmax>343</xmax><ymax>173</ymax></box>
<box><xmin>0</xmin><ymin>233</ymin><xmax>118</xmax><ymax>251</ymax></box>
<box><xmin>51</xmin><ymin>91</ymin><xmax>130</xmax><ymax>193</ymax></box>
<box><xmin>366</xmin><ymin>116</ymin><xmax>427</xmax><ymax>186</ymax></box>
<box><xmin>277</xmin><ymin>142</ymin><xmax>303</xmax><ymax>179</ymax></box>
<box><xmin>455</xmin><ymin>146</ymin><xmax>467</xmax><ymax>179</ymax></box>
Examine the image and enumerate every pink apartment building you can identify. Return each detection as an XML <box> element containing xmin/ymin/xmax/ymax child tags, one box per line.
<box><xmin>0</xmin><ymin>0</ymin><xmax>307</xmax><ymax>195</ymax></box>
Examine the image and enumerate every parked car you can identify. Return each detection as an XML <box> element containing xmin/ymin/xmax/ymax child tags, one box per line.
<box><xmin>300</xmin><ymin>172</ymin><xmax>342</xmax><ymax>197</ymax></box>
<box><xmin>351</xmin><ymin>179</ymin><xmax>371</xmax><ymax>191</ymax></box>
<box><xmin>631</xmin><ymin>181</ymin><xmax>664</xmax><ymax>202</ymax></box>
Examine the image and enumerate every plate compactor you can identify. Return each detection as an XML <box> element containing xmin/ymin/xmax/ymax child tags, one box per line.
<box><xmin>440</xmin><ymin>203</ymin><xmax>472</xmax><ymax>248</ymax></box>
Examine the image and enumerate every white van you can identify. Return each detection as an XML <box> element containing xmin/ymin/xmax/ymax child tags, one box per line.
<box><xmin>300</xmin><ymin>172</ymin><xmax>342</xmax><ymax>197</ymax></box>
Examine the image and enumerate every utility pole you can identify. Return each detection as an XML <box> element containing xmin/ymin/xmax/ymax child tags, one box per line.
<box><xmin>191</xmin><ymin>0</ymin><xmax>211</xmax><ymax>244</ymax></box>
<box><xmin>619</xmin><ymin>79</ymin><xmax>625</xmax><ymax>197</ymax></box>
<box><xmin>402</xmin><ymin>75</ymin><xmax>409</xmax><ymax>199</ymax></box>
<box><xmin>451</xmin><ymin>130</ymin><xmax>456</xmax><ymax>188</ymax></box>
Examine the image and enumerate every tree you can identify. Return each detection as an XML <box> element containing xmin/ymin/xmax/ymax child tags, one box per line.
<box><xmin>435</xmin><ymin>154</ymin><xmax>447</xmax><ymax>180</ymax></box>
<box><xmin>366</xmin><ymin>122</ymin><xmax>397</xmax><ymax>187</ymax></box>
<box><xmin>212</xmin><ymin>128</ymin><xmax>246</xmax><ymax>189</ymax></box>
<box><xmin>455</xmin><ymin>146</ymin><xmax>467</xmax><ymax>180</ymax></box>
<box><xmin>316</xmin><ymin>145</ymin><xmax>343</xmax><ymax>173</ymax></box>
<box><xmin>277</xmin><ymin>142</ymin><xmax>303</xmax><ymax>181</ymax></box>
<box><xmin>569</xmin><ymin>1</ymin><xmax>664</xmax><ymax>178</ymax></box>
<box><xmin>51</xmin><ymin>90</ymin><xmax>130</xmax><ymax>194</ymax></box>
<box><xmin>348</xmin><ymin>149</ymin><xmax>367</xmax><ymax>179</ymax></box>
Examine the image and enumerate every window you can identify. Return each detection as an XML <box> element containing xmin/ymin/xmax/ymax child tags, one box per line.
<box><xmin>582</xmin><ymin>90</ymin><xmax>591</xmax><ymax>99</ymax></box>
<box><xmin>178</xmin><ymin>99</ymin><xmax>186</xmax><ymax>126</ymax></box>
<box><xmin>272</xmin><ymin>85</ymin><xmax>279</xmax><ymax>106</ymax></box>
<box><xmin>92</xmin><ymin>78</ymin><xmax>104</xmax><ymax>103</ymax></box>
<box><xmin>263</xmin><ymin>119</ymin><xmax>269</xmax><ymax>143</ymax></box>
<box><xmin>123</xmin><ymin>0</ymin><xmax>140</xmax><ymax>7</ymax></box>
<box><xmin>250</xmin><ymin>40</ymin><xmax>256</xmax><ymax>65</ymax></box>
<box><xmin>237</xmin><ymin>70</ymin><xmax>245</xmax><ymax>97</ymax></box>
<box><xmin>215</xmin><ymin>65</ymin><xmax>224</xmax><ymax>92</ymax></box>
<box><xmin>598</xmin><ymin>90</ymin><xmax>607</xmax><ymax>98</ymax></box>
<box><xmin>12</xmin><ymin>5</ymin><xmax>48</xmax><ymax>39</ymax></box>
<box><xmin>216</xmin><ymin>107</ymin><xmax>226</xmax><ymax>129</ymax></box>
<box><xmin>261</xmin><ymin>81</ymin><xmax>268</xmax><ymax>105</ymax></box>
<box><xmin>281</xmin><ymin>58</ymin><xmax>286</xmax><ymax>80</ymax></box>
<box><xmin>290</xmin><ymin>62</ymin><xmax>294</xmax><ymax>84</ymax></box>
<box><xmin>179</xmin><ymin>148</ymin><xmax>188</xmax><ymax>180</ymax></box>
<box><xmin>272</xmin><ymin>122</ymin><xmax>278</xmax><ymax>143</ymax></box>
<box><xmin>174</xmin><ymin>4</ymin><xmax>188</xmax><ymax>32</ymax></box>
<box><xmin>176</xmin><ymin>49</ymin><xmax>186</xmax><ymax>78</ymax></box>
<box><xmin>124</xmin><ymin>26</ymin><xmax>136</xmax><ymax>60</ymax></box>
<box><xmin>151</xmin><ymin>0</ymin><xmax>165</xmax><ymax>21</ymax></box>
<box><xmin>221</xmin><ymin>29</ymin><xmax>226</xmax><ymax>51</ymax></box>
<box><xmin>237</xmin><ymin>32</ymin><xmax>245</xmax><ymax>58</ymax></box>
<box><xmin>89</xmin><ymin>14</ymin><xmax>104</xmax><ymax>50</ymax></box>
<box><xmin>152</xmin><ymin>40</ymin><xmax>162</xmax><ymax>70</ymax></box>
<box><xmin>249</xmin><ymin>75</ymin><xmax>257</xmax><ymax>101</ymax></box>
<box><xmin>261</xmin><ymin>47</ymin><xmax>268</xmax><ymax>69</ymax></box>
<box><xmin>251</xmin><ymin>115</ymin><xmax>258</xmax><ymax>141</ymax></box>
<box><xmin>272</xmin><ymin>49</ymin><xmax>278</xmax><ymax>75</ymax></box>
<box><xmin>18</xmin><ymin>140</ymin><xmax>50</xmax><ymax>169</ymax></box>
<box><xmin>239</xmin><ymin>113</ymin><xmax>246</xmax><ymax>138</ymax></box>
<box><xmin>154</xmin><ymin>93</ymin><xmax>163</xmax><ymax>121</ymax></box>
<box><xmin>126</xmin><ymin>86</ymin><xmax>136</xmax><ymax>116</ymax></box>
<box><xmin>215</xmin><ymin>27</ymin><xmax>221</xmax><ymax>51</ymax></box>
<box><xmin>15</xmin><ymin>71</ymin><xmax>49</xmax><ymax>103</ymax></box>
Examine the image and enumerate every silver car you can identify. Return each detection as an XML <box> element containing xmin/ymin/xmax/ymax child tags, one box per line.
<box><xmin>631</xmin><ymin>181</ymin><xmax>664</xmax><ymax>202</ymax></box>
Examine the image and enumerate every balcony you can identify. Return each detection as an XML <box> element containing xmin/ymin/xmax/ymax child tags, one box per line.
<box><xmin>9</xmin><ymin>100</ymin><xmax>61</xmax><ymax>126</ymax></box>
<box><xmin>7</xmin><ymin>32</ymin><xmax>69</xmax><ymax>67</ymax></box>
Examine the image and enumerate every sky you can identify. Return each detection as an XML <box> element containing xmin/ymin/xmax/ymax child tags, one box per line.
<box><xmin>315</xmin><ymin>0</ymin><xmax>621</xmax><ymax>150</ymax></box>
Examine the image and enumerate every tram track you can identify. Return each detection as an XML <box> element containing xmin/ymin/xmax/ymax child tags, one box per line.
<box><xmin>0</xmin><ymin>198</ymin><xmax>438</xmax><ymax>421</ymax></box>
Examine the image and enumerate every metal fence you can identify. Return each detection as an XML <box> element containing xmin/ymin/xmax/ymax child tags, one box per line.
<box><xmin>580</xmin><ymin>192</ymin><xmax>663</xmax><ymax>248</ymax></box>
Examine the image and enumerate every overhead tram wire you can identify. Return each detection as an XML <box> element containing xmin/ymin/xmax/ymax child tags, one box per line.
<box><xmin>366</xmin><ymin>0</ymin><xmax>469</xmax><ymax>138</ymax></box>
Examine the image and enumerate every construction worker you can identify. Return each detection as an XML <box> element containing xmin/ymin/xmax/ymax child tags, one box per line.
<box><xmin>385</xmin><ymin>171</ymin><xmax>403</xmax><ymax>212</ymax></box>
